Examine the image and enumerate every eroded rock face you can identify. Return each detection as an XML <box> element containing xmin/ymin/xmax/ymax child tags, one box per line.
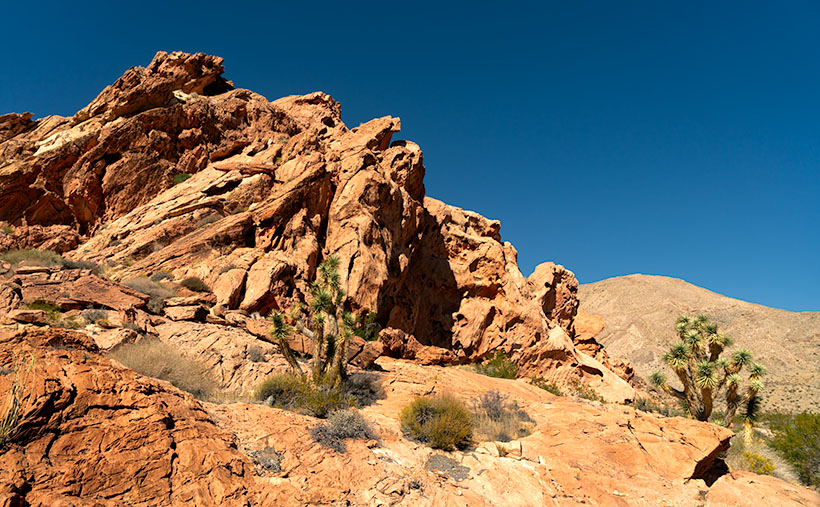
<box><xmin>0</xmin><ymin>327</ymin><xmax>264</xmax><ymax>506</ymax></box>
<box><xmin>0</xmin><ymin>50</ymin><xmax>632</xmax><ymax>398</ymax></box>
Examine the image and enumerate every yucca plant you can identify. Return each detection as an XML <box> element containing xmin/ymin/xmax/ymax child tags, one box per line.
<box><xmin>650</xmin><ymin>314</ymin><xmax>766</xmax><ymax>427</ymax></box>
<box><xmin>0</xmin><ymin>353</ymin><xmax>35</xmax><ymax>448</ymax></box>
<box><xmin>267</xmin><ymin>255</ymin><xmax>375</xmax><ymax>387</ymax></box>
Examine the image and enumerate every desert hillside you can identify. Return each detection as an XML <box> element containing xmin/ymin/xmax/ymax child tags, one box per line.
<box><xmin>579</xmin><ymin>274</ymin><xmax>820</xmax><ymax>413</ymax></box>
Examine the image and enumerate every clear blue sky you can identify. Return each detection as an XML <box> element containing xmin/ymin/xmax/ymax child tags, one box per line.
<box><xmin>3</xmin><ymin>1</ymin><xmax>818</xmax><ymax>311</ymax></box>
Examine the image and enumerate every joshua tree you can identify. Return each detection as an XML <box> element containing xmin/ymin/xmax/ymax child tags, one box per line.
<box><xmin>650</xmin><ymin>314</ymin><xmax>765</xmax><ymax>427</ymax></box>
<box><xmin>268</xmin><ymin>255</ymin><xmax>372</xmax><ymax>387</ymax></box>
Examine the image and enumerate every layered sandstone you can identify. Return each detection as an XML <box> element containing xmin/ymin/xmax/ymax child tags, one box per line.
<box><xmin>0</xmin><ymin>50</ymin><xmax>633</xmax><ymax>400</ymax></box>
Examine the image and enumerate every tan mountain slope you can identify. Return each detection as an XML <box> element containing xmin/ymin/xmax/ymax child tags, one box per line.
<box><xmin>578</xmin><ymin>274</ymin><xmax>820</xmax><ymax>412</ymax></box>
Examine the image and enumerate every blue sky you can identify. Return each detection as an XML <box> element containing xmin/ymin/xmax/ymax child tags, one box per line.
<box><xmin>3</xmin><ymin>1</ymin><xmax>818</xmax><ymax>311</ymax></box>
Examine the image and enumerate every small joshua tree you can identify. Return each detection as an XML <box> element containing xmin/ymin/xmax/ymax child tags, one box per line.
<box><xmin>268</xmin><ymin>255</ymin><xmax>372</xmax><ymax>387</ymax></box>
<box><xmin>650</xmin><ymin>314</ymin><xmax>766</xmax><ymax>427</ymax></box>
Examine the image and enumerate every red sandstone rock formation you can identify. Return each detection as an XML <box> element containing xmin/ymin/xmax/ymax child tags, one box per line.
<box><xmin>0</xmin><ymin>50</ymin><xmax>633</xmax><ymax>400</ymax></box>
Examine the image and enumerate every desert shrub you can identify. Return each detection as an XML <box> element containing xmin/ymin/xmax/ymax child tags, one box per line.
<box><xmin>82</xmin><ymin>309</ymin><xmax>107</xmax><ymax>325</ymax></box>
<box><xmin>472</xmin><ymin>390</ymin><xmax>534</xmax><ymax>442</ymax></box>
<box><xmin>0</xmin><ymin>354</ymin><xmax>34</xmax><ymax>449</ymax></box>
<box><xmin>172</xmin><ymin>173</ymin><xmax>191</xmax><ymax>185</ymax></box>
<box><xmin>530</xmin><ymin>376</ymin><xmax>563</xmax><ymax>396</ymax></box>
<box><xmin>310</xmin><ymin>409</ymin><xmax>376</xmax><ymax>453</ymax></box>
<box><xmin>1</xmin><ymin>226</ymin><xmax>13</xmax><ymax>235</ymax></box>
<box><xmin>123</xmin><ymin>276</ymin><xmax>172</xmax><ymax>314</ymax></box>
<box><xmin>473</xmin><ymin>351</ymin><xmax>518</xmax><ymax>379</ymax></box>
<box><xmin>109</xmin><ymin>338</ymin><xmax>217</xmax><ymax>400</ymax></box>
<box><xmin>196</xmin><ymin>213</ymin><xmax>222</xmax><ymax>228</ymax></box>
<box><xmin>628</xmin><ymin>397</ymin><xmax>683</xmax><ymax>417</ymax></box>
<box><xmin>26</xmin><ymin>300</ymin><xmax>62</xmax><ymax>319</ymax></box>
<box><xmin>53</xmin><ymin>315</ymin><xmax>83</xmax><ymax>329</ymax></box>
<box><xmin>253</xmin><ymin>373</ymin><xmax>355</xmax><ymax>418</ymax></box>
<box><xmin>342</xmin><ymin>372</ymin><xmax>384</xmax><ymax>407</ymax></box>
<box><xmin>766</xmin><ymin>412</ymin><xmax>820</xmax><ymax>487</ymax></box>
<box><xmin>248</xmin><ymin>346</ymin><xmax>266</xmax><ymax>362</ymax></box>
<box><xmin>62</xmin><ymin>259</ymin><xmax>101</xmax><ymax>274</ymax></box>
<box><xmin>150</xmin><ymin>270</ymin><xmax>174</xmax><ymax>282</ymax></box>
<box><xmin>400</xmin><ymin>394</ymin><xmax>473</xmax><ymax>451</ymax></box>
<box><xmin>0</xmin><ymin>249</ymin><xmax>65</xmax><ymax>268</ymax></box>
<box><xmin>249</xmin><ymin>446</ymin><xmax>284</xmax><ymax>473</ymax></box>
<box><xmin>739</xmin><ymin>451</ymin><xmax>776</xmax><ymax>475</ymax></box>
<box><xmin>218</xmin><ymin>264</ymin><xmax>237</xmax><ymax>274</ymax></box>
<box><xmin>180</xmin><ymin>276</ymin><xmax>209</xmax><ymax>293</ymax></box>
<box><xmin>567</xmin><ymin>380</ymin><xmax>606</xmax><ymax>403</ymax></box>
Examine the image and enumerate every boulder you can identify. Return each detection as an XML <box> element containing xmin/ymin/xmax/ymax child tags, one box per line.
<box><xmin>0</xmin><ymin>327</ymin><xmax>264</xmax><ymax>505</ymax></box>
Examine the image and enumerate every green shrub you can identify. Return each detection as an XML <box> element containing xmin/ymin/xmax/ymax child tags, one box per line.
<box><xmin>766</xmin><ymin>412</ymin><xmax>820</xmax><ymax>487</ymax></box>
<box><xmin>180</xmin><ymin>276</ymin><xmax>209</xmax><ymax>293</ymax></box>
<box><xmin>342</xmin><ymin>372</ymin><xmax>384</xmax><ymax>407</ymax></box>
<box><xmin>26</xmin><ymin>300</ymin><xmax>62</xmax><ymax>318</ymax></box>
<box><xmin>310</xmin><ymin>409</ymin><xmax>376</xmax><ymax>453</ymax></box>
<box><xmin>473</xmin><ymin>350</ymin><xmax>518</xmax><ymax>379</ymax></box>
<box><xmin>531</xmin><ymin>376</ymin><xmax>563</xmax><ymax>396</ymax></box>
<box><xmin>740</xmin><ymin>451</ymin><xmax>776</xmax><ymax>476</ymax></box>
<box><xmin>472</xmin><ymin>390</ymin><xmax>534</xmax><ymax>442</ymax></box>
<box><xmin>399</xmin><ymin>394</ymin><xmax>473</xmax><ymax>451</ymax></box>
<box><xmin>172</xmin><ymin>173</ymin><xmax>192</xmax><ymax>185</ymax></box>
<box><xmin>253</xmin><ymin>373</ymin><xmax>355</xmax><ymax>418</ymax></box>
<box><xmin>1</xmin><ymin>226</ymin><xmax>13</xmax><ymax>235</ymax></box>
<box><xmin>109</xmin><ymin>338</ymin><xmax>217</xmax><ymax>400</ymax></box>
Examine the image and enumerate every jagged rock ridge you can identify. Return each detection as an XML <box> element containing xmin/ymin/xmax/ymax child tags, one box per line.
<box><xmin>0</xmin><ymin>50</ymin><xmax>633</xmax><ymax>400</ymax></box>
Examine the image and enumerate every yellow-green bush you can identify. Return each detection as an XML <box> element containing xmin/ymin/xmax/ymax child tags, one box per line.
<box><xmin>740</xmin><ymin>451</ymin><xmax>776</xmax><ymax>475</ymax></box>
<box><xmin>399</xmin><ymin>394</ymin><xmax>473</xmax><ymax>451</ymax></box>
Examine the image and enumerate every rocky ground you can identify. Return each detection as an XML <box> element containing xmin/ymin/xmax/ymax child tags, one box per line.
<box><xmin>0</xmin><ymin>51</ymin><xmax>818</xmax><ymax>505</ymax></box>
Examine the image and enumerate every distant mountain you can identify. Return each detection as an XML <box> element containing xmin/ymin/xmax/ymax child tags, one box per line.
<box><xmin>578</xmin><ymin>274</ymin><xmax>820</xmax><ymax>413</ymax></box>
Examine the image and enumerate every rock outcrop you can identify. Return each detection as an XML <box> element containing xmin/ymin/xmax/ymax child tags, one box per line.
<box><xmin>0</xmin><ymin>327</ymin><xmax>266</xmax><ymax>506</ymax></box>
<box><xmin>0</xmin><ymin>50</ymin><xmax>634</xmax><ymax>400</ymax></box>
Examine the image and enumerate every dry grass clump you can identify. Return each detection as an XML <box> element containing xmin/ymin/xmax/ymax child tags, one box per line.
<box><xmin>0</xmin><ymin>249</ymin><xmax>65</xmax><ymax>268</ymax></box>
<box><xmin>0</xmin><ymin>249</ymin><xmax>99</xmax><ymax>274</ymax></box>
<box><xmin>180</xmin><ymin>276</ymin><xmax>209</xmax><ymax>293</ymax></box>
<box><xmin>400</xmin><ymin>393</ymin><xmax>473</xmax><ymax>451</ymax></box>
<box><xmin>109</xmin><ymin>338</ymin><xmax>217</xmax><ymax>400</ymax></box>
<box><xmin>0</xmin><ymin>354</ymin><xmax>35</xmax><ymax>448</ymax></box>
<box><xmin>123</xmin><ymin>276</ymin><xmax>173</xmax><ymax>313</ymax></box>
<box><xmin>472</xmin><ymin>390</ymin><xmax>534</xmax><ymax>442</ymax></box>
<box><xmin>310</xmin><ymin>409</ymin><xmax>376</xmax><ymax>453</ymax></box>
<box><xmin>726</xmin><ymin>433</ymin><xmax>798</xmax><ymax>484</ymax></box>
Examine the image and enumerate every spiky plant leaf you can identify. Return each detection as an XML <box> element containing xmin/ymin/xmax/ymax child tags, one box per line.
<box><xmin>743</xmin><ymin>395</ymin><xmax>761</xmax><ymax>423</ymax></box>
<box><xmin>695</xmin><ymin>361</ymin><xmax>718</xmax><ymax>388</ymax></box>
<box><xmin>334</xmin><ymin>287</ymin><xmax>345</xmax><ymax>307</ymax></box>
<box><xmin>663</xmin><ymin>342</ymin><xmax>690</xmax><ymax>370</ymax></box>
<box><xmin>750</xmin><ymin>379</ymin><xmax>764</xmax><ymax>392</ymax></box>
<box><xmin>749</xmin><ymin>363</ymin><xmax>767</xmax><ymax>379</ymax></box>
<box><xmin>716</xmin><ymin>358</ymin><xmax>729</xmax><ymax>370</ymax></box>
<box><xmin>684</xmin><ymin>330</ymin><xmax>701</xmax><ymax>346</ymax></box>
<box><xmin>727</xmin><ymin>373</ymin><xmax>742</xmax><ymax>387</ymax></box>
<box><xmin>732</xmin><ymin>348</ymin><xmax>752</xmax><ymax>367</ymax></box>
<box><xmin>696</xmin><ymin>314</ymin><xmax>709</xmax><ymax>324</ymax></box>
<box><xmin>311</xmin><ymin>288</ymin><xmax>332</xmax><ymax>314</ymax></box>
